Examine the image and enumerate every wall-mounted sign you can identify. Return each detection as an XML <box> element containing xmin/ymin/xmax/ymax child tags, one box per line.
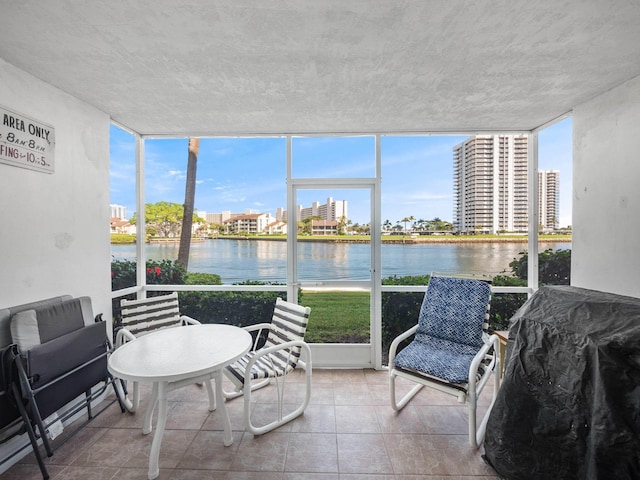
<box><xmin>0</xmin><ymin>105</ymin><xmax>55</xmax><ymax>174</ymax></box>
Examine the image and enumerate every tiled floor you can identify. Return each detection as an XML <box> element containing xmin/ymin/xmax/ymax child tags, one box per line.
<box><xmin>1</xmin><ymin>369</ymin><xmax>499</xmax><ymax>479</ymax></box>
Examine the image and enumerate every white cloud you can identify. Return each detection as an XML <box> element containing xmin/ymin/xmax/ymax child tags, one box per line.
<box><xmin>405</xmin><ymin>192</ymin><xmax>451</xmax><ymax>202</ymax></box>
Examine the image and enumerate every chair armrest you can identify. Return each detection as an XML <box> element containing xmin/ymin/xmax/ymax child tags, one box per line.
<box><xmin>243</xmin><ymin>339</ymin><xmax>310</xmax><ymax>381</ymax></box>
<box><xmin>243</xmin><ymin>323</ymin><xmax>272</xmax><ymax>351</ymax></box>
<box><xmin>243</xmin><ymin>323</ymin><xmax>271</xmax><ymax>333</ymax></box>
<box><xmin>388</xmin><ymin>324</ymin><xmax>419</xmax><ymax>368</ymax></box>
<box><xmin>468</xmin><ymin>333</ymin><xmax>499</xmax><ymax>392</ymax></box>
<box><xmin>115</xmin><ymin>328</ymin><xmax>136</xmax><ymax>347</ymax></box>
<box><xmin>180</xmin><ymin>315</ymin><xmax>201</xmax><ymax>326</ymax></box>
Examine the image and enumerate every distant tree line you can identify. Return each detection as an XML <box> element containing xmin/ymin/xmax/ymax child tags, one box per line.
<box><xmin>383</xmin><ymin>216</ymin><xmax>453</xmax><ymax>233</ymax></box>
<box><xmin>128</xmin><ymin>201</ymin><xmax>461</xmax><ymax>238</ymax></box>
<box><xmin>131</xmin><ymin>201</ymin><xmax>203</xmax><ymax>238</ymax></box>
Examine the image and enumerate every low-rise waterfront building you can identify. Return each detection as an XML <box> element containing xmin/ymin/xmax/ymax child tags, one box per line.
<box><xmin>224</xmin><ymin>212</ymin><xmax>276</xmax><ymax>234</ymax></box>
<box><xmin>311</xmin><ymin>219</ymin><xmax>338</xmax><ymax>235</ymax></box>
<box><xmin>266</xmin><ymin>220</ymin><xmax>287</xmax><ymax>235</ymax></box>
<box><xmin>109</xmin><ymin>217</ymin><xmax>135</xmax><ymax>235</ymax></box>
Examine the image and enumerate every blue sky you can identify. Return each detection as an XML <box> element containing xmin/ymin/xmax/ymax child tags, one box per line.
<box><xmin>110</xmin><ymin>117</ymin><xmax>572</xmax><ymax>227</ymax></box>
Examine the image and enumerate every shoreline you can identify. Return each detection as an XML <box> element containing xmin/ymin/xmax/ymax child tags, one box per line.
<box><xmin>213</xmin><ymin>235</ymin><xmax>572</xmax><ymax>245</ymax></box>
<box><xmin>112</xmin><ymin>235</ymin><xmax>572</xmax><ymax>245</ymax></box>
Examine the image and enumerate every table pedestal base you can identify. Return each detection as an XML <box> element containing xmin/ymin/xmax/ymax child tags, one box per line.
<box><xmin>142</xmin><ymin>371</ymin><xmax>234</xmax><ymax>479</ymax></box>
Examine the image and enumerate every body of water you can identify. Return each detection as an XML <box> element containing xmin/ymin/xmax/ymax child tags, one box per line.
<box><xmin>111</xmin><ymin>239</ymin><xmax>571</xmax><ymax>283</ymax></box>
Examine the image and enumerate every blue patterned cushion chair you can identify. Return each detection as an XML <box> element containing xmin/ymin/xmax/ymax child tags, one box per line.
<box><xmin>388</xmin><ymin>275</ymin><xmax>500</xmax><ymax>448</ymax></box>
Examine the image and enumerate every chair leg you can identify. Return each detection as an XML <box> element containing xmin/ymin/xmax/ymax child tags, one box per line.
<box><xmin>113</xmin><ymin>378</ymin><xmax>136</xmax><ymax>412</ymax></box>
<box><xmin>85</xmin><ymin>389</ymin><xmax>93</xmax><ymax>418</ymax></box>
<box><xmin>468</xmin><ymin>368</ymin><xmax>500</xmax><ymax>448</ymax></box>
<box><xmin>468</xmin><ymin>393</ymin><xmax>479</xmax><ymax>449</ymax></box>
<box><xmin>229</xmin><ymin>343</ymin><xmax>313</xmax><ymax>435</ymax></box>
<box><xmin>29</xmin><ymin>400</ymin><xmax>53</xmax><ymax>458</ymax></box>
<box><xmin>469</xmin><ymin>391</ymin><xmax>494</xmax><ymax>449</ymax></box>
<box><xmin>11</xmin><ymin>383</ymin><xmax>50</xmax><ymax>479</ymax></box>
<box><xmin>389</xmin><ymin>370</ymin><xmax>425</xmax><ymax>411</ymax></box>
<box><xmin>110</xmin><ymin>375</ymin><xmax>127</xmax><ymax>413</ymax></box>
<box><xmin>245</xmin><ymin>367</ymin><xmax>311</xmax><ymax>435</ymax></box>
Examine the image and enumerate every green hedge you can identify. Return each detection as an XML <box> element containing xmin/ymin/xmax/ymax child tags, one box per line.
<box><xmin>111</xmin><ymin>259</ymin><xmax>284</xmax><ymax>331</ymax></box>
<box><xmin>112</xmin><ymin>248</ymin><xmax>571</xmax><ymax>349</ymax></box>
<box><xmin>110</xmin><ymin>234</ymin><xmax>136</xmax><ymax>244</ymax></box>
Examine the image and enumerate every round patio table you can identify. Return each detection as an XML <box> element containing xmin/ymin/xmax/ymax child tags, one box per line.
<box><xmin>108</xmin><ymin>324</ymin><xmax>251</xmax><ymax>480</ymax></box>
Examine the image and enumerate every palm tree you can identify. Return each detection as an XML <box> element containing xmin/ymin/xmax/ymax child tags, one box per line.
<box><xmin>178</xmin><ymin>138</ymin><xmax>199</xmax><ymax>269</ymax></box>
<box><xmin>401</xmin><ymin>215</ymin><xmax>415</xmax><ymax>240</ymax></box>
<box><xmin>336</xmin><ymin>215</ymin><xmax>349</xmax><ymax>235</ymax></box>
<box><xmin>401</xmin><ymin>216</ymin><xmax>414</xmax><ymax>232</ymax></box>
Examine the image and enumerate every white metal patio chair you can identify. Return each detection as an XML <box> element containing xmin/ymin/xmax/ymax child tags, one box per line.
<box><xmin>113</xmin><ymin>292</ymin><xmax>215</xmax><ymax>414</ymax></box>
<box><xmin>223</xmin><ymin>297</ymin><xmax>311</xmax><ymax>435</ymax></box>
<box><xmin>388</xmin><ymin>275</ymin><xmax>500</xmax><ymax>448</ymax></box>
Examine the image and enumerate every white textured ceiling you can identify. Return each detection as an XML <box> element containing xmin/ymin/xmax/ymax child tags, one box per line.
<box><xmin>1</xmin><ymin>1</ymin><xmax>640</xmax><ymax>136</ymax></box>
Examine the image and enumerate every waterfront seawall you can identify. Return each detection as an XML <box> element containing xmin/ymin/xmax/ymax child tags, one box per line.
<box><xmin>214</xmin><ymin>235</ymin><xmax>571</xmax><ymax>245</ymax></box>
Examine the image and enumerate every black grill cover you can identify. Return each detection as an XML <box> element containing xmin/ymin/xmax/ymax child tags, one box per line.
<box><xmin>483</xmin><ymin>286</ymin><xmax>640</xmax><ymax>480</ymax></box>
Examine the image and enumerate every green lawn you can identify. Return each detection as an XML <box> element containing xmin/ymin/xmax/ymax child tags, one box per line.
<box><xmin>301</xmin><ymin>290</ymin><xmax>370</xmax><ymax>343</ymax></box>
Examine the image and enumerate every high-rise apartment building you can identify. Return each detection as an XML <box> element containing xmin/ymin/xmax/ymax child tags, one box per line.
<box><xmin>453</xmin><ymin>135</ymin><xmax>529</xmax><ymax>234</ymax></box>
<box><xmin>453</xmin><ymin>136</ymin><xmax>560</xmax><ymax>233</ymax></box>
<box><xmin>539</xmin><ymin>170</ymin><xmax>560</xmax><ymax>231</ymax></box>
<box><xmin>279</xmin><ymin>197</ymin><xmax>348</xmax><ymax>222</ymax></box>
<box><xmin>110</xmin><ymin>204</ymin><xmax>127</xmax><ymax>220</ymax></box>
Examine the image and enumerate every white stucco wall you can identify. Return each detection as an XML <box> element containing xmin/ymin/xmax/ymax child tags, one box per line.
<box><xmin>572</xmin><ymin>74</ymin><xmax>640</xmax><ymax>298</ymax></box>
<box><xmin>0</xmin><ymin>59</ymin><xmax>112</xmax><ymax>317</ymax></box>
